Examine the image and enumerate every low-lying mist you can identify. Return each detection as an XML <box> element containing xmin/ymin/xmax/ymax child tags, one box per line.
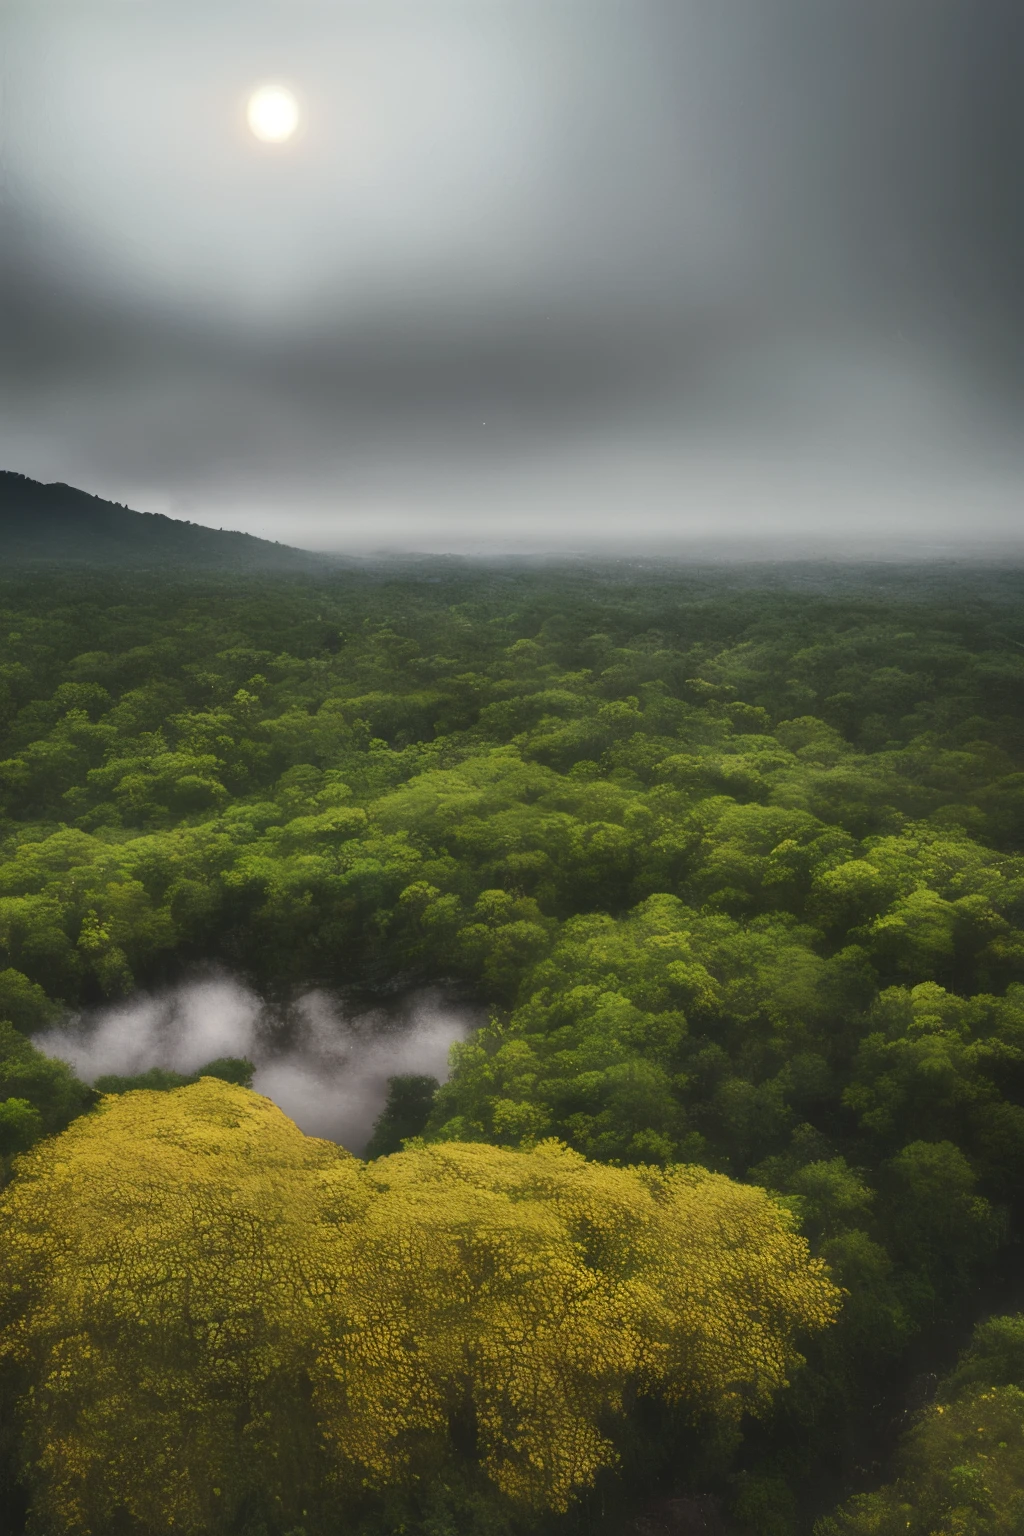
<box><xmin>38</xmin><ymin>974</ymin><xmax>481</xmax><ymax>1154</ymax></box>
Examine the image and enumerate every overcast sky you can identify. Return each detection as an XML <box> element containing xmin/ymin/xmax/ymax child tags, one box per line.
<box><xmin>3</xmin><ymin>0</ymin><xmax>1024</xmax><ymax>552</ymax></box>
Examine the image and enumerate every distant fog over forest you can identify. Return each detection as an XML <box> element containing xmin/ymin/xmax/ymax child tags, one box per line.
<box><xmin>4</xmin><ymin>1</ymin><xmax>1024</xmax><ymax>553</ymax></box>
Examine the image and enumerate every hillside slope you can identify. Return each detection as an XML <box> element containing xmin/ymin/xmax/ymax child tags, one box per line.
<box><xmin>0</xmin><ymin>472</ymin><xmax>318</xmax><ymax>569</ymax></box>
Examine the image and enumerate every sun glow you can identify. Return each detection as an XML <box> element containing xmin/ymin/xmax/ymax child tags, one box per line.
<box><xmin>247</xmin><ymin>85</ymin><xmax>300</xmax><ymax>143</ymax></box>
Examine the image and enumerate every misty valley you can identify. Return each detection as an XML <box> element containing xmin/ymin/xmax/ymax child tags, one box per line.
<box><xmin>3</xmin><ymin>555</ymin><xmax>1024</xmax><ymax>1536</ymax></box>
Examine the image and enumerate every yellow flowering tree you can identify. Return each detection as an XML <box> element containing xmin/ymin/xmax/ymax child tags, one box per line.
<box><xmin>0</xmin><ymin>1080</ymin><xmax>839</xmax><ymax>1535</ymax></box>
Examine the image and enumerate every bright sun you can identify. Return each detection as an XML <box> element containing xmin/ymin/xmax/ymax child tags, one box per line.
<box><xmin>247</xmin><ymin>85</ymin><xmax>300</xmax><ymax>144</ymax></box>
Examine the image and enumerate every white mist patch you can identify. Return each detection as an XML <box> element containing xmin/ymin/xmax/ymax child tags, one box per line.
<box><xmin>251</xmin><ymin>988</ymin><xmax>476</xmax><ymax>1148</ymax></box>
<box><xmin>38</xmin><ymin>976</ymin><xmax>478</xmax><ymax>1154</ymax></box>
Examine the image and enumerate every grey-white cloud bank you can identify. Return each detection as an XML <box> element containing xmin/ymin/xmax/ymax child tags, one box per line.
<box><xmin>38</xmin><ymin>975</ymin><xmax>479</xmax><ymax>1154</ymax></box>
<box><xmin>4</xmin><ymin>1</ymin><xmax>1024</xmax><ymax>551</ymax></box>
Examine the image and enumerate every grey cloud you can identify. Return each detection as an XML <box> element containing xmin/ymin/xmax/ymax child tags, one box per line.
<box><xmin>3</xmin><ymin>1</ymin><xmax>1024</xmax><ymax>548</ymax></box>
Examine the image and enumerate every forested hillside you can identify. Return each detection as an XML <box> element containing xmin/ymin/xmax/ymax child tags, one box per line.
<box><xmin>2</xmin><ymin>558</ymin><xmax>1024</xmax><ymax>1536</ymax></box>
<box><xmin>0</xmin><ymin>472</ymin><xmax>318</xmax><ymax>569</ymax></box>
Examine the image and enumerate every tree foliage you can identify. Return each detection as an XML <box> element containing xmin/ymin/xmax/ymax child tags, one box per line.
<box><xmin>0</xmin><ymin>1079</ymin><xmax>837</xmax><ymax>1535</ymax></box>
<box><xmin>820</xmin><ymin>1314</ymin><xmax>1024</xmax><ymax>1536</ymax></box>
<box><xmin>2</xmin><ymin>561</ymin><xmax>1024</xmax><ymax>1529</ymax></box>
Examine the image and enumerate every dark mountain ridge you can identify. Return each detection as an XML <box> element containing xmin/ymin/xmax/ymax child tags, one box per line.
<box><xmin>0</xmin><ymin>472</ymin><xmax>319</xmax><ymax>569</ymax></box>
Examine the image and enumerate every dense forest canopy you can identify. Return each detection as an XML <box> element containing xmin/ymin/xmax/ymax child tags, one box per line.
<box><xmin>2</xmin><ymin>557</ymin><xmax>1024</xmax><ymax>1535</ymax></box>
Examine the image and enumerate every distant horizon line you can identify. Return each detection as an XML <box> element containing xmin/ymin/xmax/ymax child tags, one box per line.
<box><xmin>6</xmin><ymin>467</ymin><xmax>1024</xmax><ymax>565</ymax></box>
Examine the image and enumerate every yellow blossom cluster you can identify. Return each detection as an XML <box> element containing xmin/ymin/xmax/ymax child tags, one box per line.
<box><xmin>0</xmin><ymin>1079</ymin><xmax>839</xmax><ymax>1534</ymax></box>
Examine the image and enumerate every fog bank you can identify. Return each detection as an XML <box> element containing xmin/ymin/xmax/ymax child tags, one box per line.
<box><xmin>38</xmin><ymin>975</ymin><xmax>479</xmax><ymax>1154</ymax></box>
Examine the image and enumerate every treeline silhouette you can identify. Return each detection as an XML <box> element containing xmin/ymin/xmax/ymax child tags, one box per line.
<box><xmin>0</xmin><ymin>471</ymin><xmax>317</xmax><ymax>569</ymax></box>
